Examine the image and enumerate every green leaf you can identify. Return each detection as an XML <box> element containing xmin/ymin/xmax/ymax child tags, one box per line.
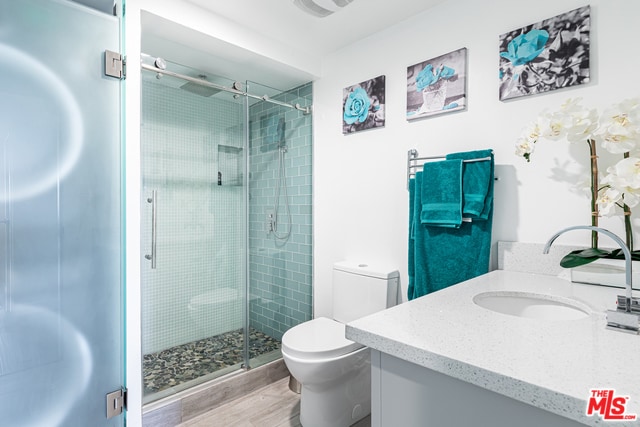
<box><xmin>600</xmin><ymin>249</ymin><xmax>640</xmax><ymax>261</ymax></box>
<box><xmin>559</xmin><ymin>248</ymin><xmax>612</xmax><ymax>268</ymax></box>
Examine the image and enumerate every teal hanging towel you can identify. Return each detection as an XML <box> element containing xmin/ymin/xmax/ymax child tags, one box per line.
<box><xmin>408</xmin><ymin>150</ymin><xmax>494</xmax><ymax>301</ymax></box>
<box><xmin>419</xmin><ymin>159</ymin><xmax>463</xmax><ymax>228</ymax></box>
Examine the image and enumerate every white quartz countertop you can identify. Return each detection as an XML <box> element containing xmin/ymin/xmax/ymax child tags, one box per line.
<box><xmin>345</xmin><ymin>270</ymin><xmax>640</xmax><ymax>426</ymax></box>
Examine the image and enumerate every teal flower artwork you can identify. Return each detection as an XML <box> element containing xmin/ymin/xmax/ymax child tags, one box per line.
<box><xmin>342</xmin><ymin>76</ymin><xmax>385</xmax><ymax>134</ymax></box>
<box><xmin>500</xmin><ymin>29</ymin><xmax>549</xmax><ymax>66</ymax></box>
<box><xmin>415</xmin><ymin>64</ymin><xmax>456</xmax><ymax>92</ymax></box>
<box><xmin>498</xmin><ymin>6</ymin><xmax>590</xmax><ymax>101</ymax></box>
<box><xmin>343</xmin><ymin>87</ymin><xmax>371</xmax><ymax>125</ymax></box>
<box><xmin>406</xmin><ymin>47</ymin><xmax>467</xmax><ymax>120</ymax></box>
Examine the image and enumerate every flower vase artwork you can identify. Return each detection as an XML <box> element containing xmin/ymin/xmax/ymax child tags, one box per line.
<box><xmin>419</xmin><ymin>66</ymin><xmax>450</xmax><ymax>112</ymax></box>
<box><xmin>406</xmin><ymin>47</ymin><xmax>467</xmax><ymax>120</ymax></box>
<box><xmin>515</xmin><ymin>98</ymin><xmax>640</xmax><ymax>286</ymax></box>
<box><xmin>499</xmin><ymin>6</ymin><xmax>590</xmax><ymax>101</ymax></box>
<box><xmin>342</xmin><ymin>75</ymin><xmax>385</xmax><ymax>135</ymax></box>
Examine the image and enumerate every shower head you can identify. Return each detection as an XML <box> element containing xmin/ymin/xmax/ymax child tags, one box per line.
<box><xmin>277</xmin><ymin>117</ymin><xmax>286</xmax><ymax>147</ymax></box>
<box><xmin>179</xmin><ymin>75</ymin><xmax>221</xmax><ymax>97</ymax></box>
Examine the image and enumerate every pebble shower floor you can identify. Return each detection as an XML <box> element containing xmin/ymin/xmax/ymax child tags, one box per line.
<box><xmin>143</xmin><ymin>328</ymin><xmax>281</xmax><ymax>394</ymax></box>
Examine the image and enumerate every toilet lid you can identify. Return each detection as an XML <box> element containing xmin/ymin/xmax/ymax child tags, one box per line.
<box><xmin>281</xmin><ymin>317</ymin><xmax>364</xmax><ymax>360</ymax></box>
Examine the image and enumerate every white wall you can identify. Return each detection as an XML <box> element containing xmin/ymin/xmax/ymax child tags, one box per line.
<box><xmin>313</xmin><ymin>0</ymin><xmax>640</xmax><ymax>317</ymax></box>
<box><xmin>124</xmin><ymin>0</ymin><xmax>640</xmax><ymax>423</ymax></box>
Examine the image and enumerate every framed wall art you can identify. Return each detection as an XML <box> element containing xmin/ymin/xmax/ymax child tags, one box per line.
<box><xmin>499</xmin><ymin>6</ymin><xmax>590</xmax><ymax>101</ymax></box>
<box><xmin>406</xmin><ymin>47</ymin><xmax>467</xmax><ymax>120</ymax></box>
<box><xmin>342</xmin><ymin>75</ymin><xmax>385</xmax><ymax>134</ymax></box>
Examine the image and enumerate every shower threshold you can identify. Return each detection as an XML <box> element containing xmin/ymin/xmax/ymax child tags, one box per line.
<box><xmin>143</xmin><ymin>327</ymin><xmax>281</xmax><ymax>402</ymax></box>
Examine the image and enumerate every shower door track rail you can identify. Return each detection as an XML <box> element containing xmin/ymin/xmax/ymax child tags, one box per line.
<box><xmin>140</xmin><ymin>63</ymin><xmax>312</xmax><ymax>114</ymax></box>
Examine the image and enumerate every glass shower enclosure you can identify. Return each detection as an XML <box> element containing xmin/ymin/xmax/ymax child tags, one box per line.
<box><xmin>140</xmin><ymin>56</ymin><xmax>313</xmax><ymax>403</ymax></box>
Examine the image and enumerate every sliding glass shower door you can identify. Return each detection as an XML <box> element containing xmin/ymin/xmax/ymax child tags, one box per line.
<box><xmin>140</xmin><ymin>60</ymin><xmax>249</xmax><ymax>401</ymax></box>
<box><xmin>140</xmin><ymin>56</ymin><xmax>313</xmax><ymax>404</ymax></box>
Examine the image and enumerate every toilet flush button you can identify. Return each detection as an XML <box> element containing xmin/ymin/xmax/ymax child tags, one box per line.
<box><xmin>352</xmin><ymin>404</ymin><xmax>363</xmax><ymax>420</ymax></box>
<box><xmin>358</xmin><ymin>264</ymin><xmax>368</xmax><ymax>268</ymax></box>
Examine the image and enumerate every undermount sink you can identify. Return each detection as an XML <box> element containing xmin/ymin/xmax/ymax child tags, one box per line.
<box><xmin>473</xmin><ymin>291</ymin><xmax>591</xmax><ymax>321</ymax></box>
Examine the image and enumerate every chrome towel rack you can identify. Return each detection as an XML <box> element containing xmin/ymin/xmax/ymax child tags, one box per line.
<box><xmin>406</xmin><ymin>148</ymin><xmax>494</xmax><ymax>189</ymax></box>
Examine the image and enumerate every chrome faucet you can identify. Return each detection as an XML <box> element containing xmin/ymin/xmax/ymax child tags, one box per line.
<box><xmin>543</xmin><ymin>225</ymin><xmax>639</xmax><ymax>334</ymax></box>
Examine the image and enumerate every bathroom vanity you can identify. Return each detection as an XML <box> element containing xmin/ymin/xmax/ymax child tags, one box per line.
<box><xmin>346</xmin><ymin>270</ymin><xmax>640</xmax><ymax>427</ymax></box>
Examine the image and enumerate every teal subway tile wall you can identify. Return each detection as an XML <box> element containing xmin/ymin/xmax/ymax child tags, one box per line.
<box><xmin>248</xmin><ymin>82</ymin><xmax>313</xmax><ymax>340</ymax></box>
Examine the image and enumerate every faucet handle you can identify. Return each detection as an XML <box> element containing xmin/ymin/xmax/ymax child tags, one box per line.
<box><xmin>617</xmin><ymin>295</ymin><xmax>640</xmax><ymax>313</ymax></box>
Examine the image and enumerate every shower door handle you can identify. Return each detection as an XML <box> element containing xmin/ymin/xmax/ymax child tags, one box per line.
<box><xmin>145</xmin><ymin>190</ymin><xmax>157</xmax><ymax>269</ymax></box>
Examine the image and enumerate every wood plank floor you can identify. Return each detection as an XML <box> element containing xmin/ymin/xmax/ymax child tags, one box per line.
<box><xmin>177</xmin><ymin>377</ymin><xmax>371</xmax><ymax>427</ymax></box>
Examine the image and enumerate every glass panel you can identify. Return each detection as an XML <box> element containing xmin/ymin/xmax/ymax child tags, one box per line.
<box><xmin>139</xmin><ymin>54</ymin><xmax>313</xmax><ymax>401</ymax></box>
<box><xmin>0</xmin><ymin>1</ymin><xmax>123</xmax><ymax>426</ymax></box>
<box><xmin>247</xmin><ymin>81</ymin><xmax>313</xmax><ymax>368</ymax></box>
<box><xmin>140</xmin><ymin>57</ymin><xmax>247</xmax><ymax>403</ymax></box>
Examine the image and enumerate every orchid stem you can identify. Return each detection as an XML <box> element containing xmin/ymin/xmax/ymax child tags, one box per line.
<box><xmin>588</xmin><ymin>139</ymin><xmax>599</xmax><ymax>249</ymax></box>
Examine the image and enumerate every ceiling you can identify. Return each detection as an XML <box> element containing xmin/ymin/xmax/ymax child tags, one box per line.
<box><xmin>184</xmin><ymin>0</ymin><xmax>448</xmax><ymax>57</ymax></box>
<box><xmin>144</xmin><ymin>0</ymin><xmax>448</xmax><ymax>91</ymax></box>
<box><xmin>72</xmin><ymin>0</ymin><xmax>449</xmax><ymax>56</ymax></box>
<box><xmin>73</xmin><ymin>0</ymin><xmax>449</xmax><ymax>91</ymax></box>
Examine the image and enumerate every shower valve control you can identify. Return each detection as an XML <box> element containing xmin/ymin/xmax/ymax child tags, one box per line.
<box><xmin>266</xmin><ymin>209</ymin><xmax>275</xmax><ymax>233</ymax></box>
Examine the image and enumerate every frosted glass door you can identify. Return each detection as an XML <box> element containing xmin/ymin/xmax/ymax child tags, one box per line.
<box><xmin>0</xmin><ymin>1</ymin><xmax>124</xmax><ymax>426</ymax></box>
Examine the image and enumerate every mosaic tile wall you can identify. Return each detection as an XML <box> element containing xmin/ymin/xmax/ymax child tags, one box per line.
<box><xmin>141</xmin><ymin>77</ymin><xmax>245</xmax><ymax>354</ymax></box>
<box><xmin>247</xmin><ymin>82</ymin><xmax>313</xmax><ymax>340</ymax></box>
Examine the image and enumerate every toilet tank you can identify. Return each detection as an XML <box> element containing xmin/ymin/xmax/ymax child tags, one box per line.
<box><xmin>332</xmin><ymin>261</ymin><xmax>400</xmax><ymax>323</ymax></box>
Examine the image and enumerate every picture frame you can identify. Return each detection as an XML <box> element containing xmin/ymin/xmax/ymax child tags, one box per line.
<box><xmin>406</xmin><ymin>47</ymin><xmax>467</xmax><ymax>120</ymax></box>
<box><xmin>342</xmin><ymin>75</ymin><xmax>385</xmax><ymax>134</ymax></box>
<box><xmin>498</xmin><ymin>6</ymin><xmax>590</xmax><ymax>101</ymax></box>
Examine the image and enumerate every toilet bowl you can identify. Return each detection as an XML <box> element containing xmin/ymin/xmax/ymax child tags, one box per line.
<box><xmin>282</xmin><ymin>317</ymin><xmax>371</xmax><ymax>427</ymax></box>
<box><xmin>281</xmin><ymin>261</ymin><xmax>399</xmax><ymax>427</ymax></box>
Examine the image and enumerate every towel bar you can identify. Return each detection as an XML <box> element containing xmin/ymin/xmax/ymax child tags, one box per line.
<box><xmin>407</xmin><ymin>148</ymin><xmax>496</xmax><ymax>189</ymax></box>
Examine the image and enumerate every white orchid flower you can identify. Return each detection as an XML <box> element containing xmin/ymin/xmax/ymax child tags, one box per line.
<box><xmin>547</xmin><ymin>98</ymin><xmax>599</xmax><ymax>142</ymax></box>
<box><xmin>565</xmin><ymin>107</ymin><xmax>599</xmax><ymax>143</ymax></box>
<box><xmin>517</xmin><ymin>97</ymin><xmax>640</xmax><ymax>251</ymax></box>
<box><xmin>601</xmin><ymin>157</ymin><xmax>640</xmax><ymax>209</ymax></box>
<box><xmin>595</xmin><ymin>98</ymin><xmax>640</xmax><ymax>154</ymax></box>
<box><xmin>602</xmin><ymin>156</ymin><xmax>640</xmax><ymax>188</ymax></box>
<box><xmin>539</xmin><ymin>111</ymin><xmax>573</xmax><ymax>140</ymax></box>
<box><xmin>522</xmin><ymin>120</ymin><xmax>542</xmax><ymax>143</ymax></box>
<box><xmin>515</xmin><ymin>136</ymin><xmax>535</xmax><ymax>160</ymax></box>
<box><xmin>596</xmin><ymin>187</ymin><xmax>621</xmax><ymax>216</ymax></box>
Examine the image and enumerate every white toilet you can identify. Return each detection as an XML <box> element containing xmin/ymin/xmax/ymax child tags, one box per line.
<box><xmin>281</xmin><ymin>261</ymin><xmax>399</xmax><ymax>427</ymax></box>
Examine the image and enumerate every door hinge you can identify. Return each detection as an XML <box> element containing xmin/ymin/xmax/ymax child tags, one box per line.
<box><xmin>105</xmin><ymin>50</ymin><xmax>126</xmax><ymax>80</ymax></box>
<box><xmin>106</xmin><ymin>388</ymin><xmax>127</xmax><ymax>419</ymax></box>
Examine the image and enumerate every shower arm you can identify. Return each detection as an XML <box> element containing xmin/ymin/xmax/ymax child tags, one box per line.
<box><xmin>141</xmin><ymin>63</ymin><xmax>312</xmax><ymax>114</ymax></box>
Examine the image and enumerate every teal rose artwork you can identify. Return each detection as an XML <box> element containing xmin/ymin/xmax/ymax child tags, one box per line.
<box><xmin>499</xmin><ymin>6</ymin><xmax>590</xmax><ymax>101</ymax></box>
<box><xmin>406</xmin><ymin>47</ymin><xmax>467</xmax><ymax>120</ymax></box>
<box><xmin>500</xmin><ymin>29</ymin><xmax>549</xmax><ymax>67</ymax></box>
<box><xmin>342</xmin><ymin>75</ymin><xmax>385</xmax><ymax>134</ymax></box>
<box><xmin>344</xmin><ymin>87</ymin><xmax>370</xmax><ymax>125</ymax></box>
